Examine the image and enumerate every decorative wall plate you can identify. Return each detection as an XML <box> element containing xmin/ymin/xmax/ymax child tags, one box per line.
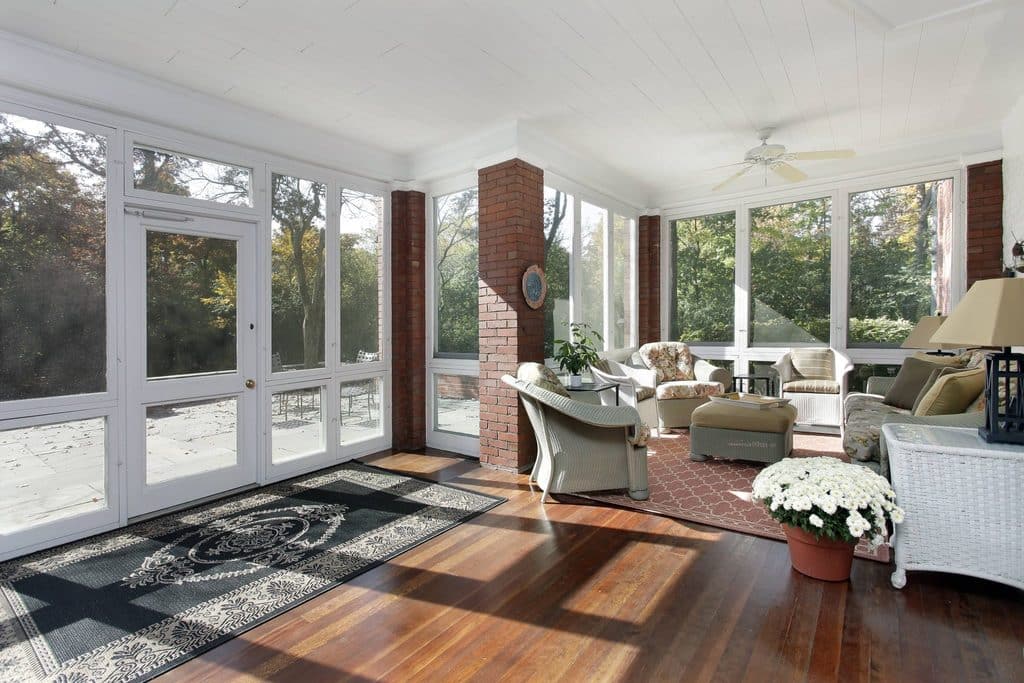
<box><xmin>522</xmin><ymin>264</ymin><xmax>547</xmax><ymax>310</ymax></box>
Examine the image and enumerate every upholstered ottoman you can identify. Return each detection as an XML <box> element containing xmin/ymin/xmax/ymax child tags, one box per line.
<box><xmin>689</xmin><ymin>402</ymin><xmax>798</xmax><ymax>464</ymax></box>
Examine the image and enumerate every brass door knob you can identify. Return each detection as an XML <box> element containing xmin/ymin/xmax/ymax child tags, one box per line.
<box><xmin>245</xmin><ymin>379</ymin><xmax>256</xmax><ymax>389</ymax></box>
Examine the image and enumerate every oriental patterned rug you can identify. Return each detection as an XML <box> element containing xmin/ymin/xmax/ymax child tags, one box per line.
<box><xmin>0</xmin><ymin>462</ymin><xmax>503</xmax><ymax>682</ymax></box>
<box><xmin>576</xmin><ymin>431</ymin><xmax>889</xmax><ymax>563</ymax></box>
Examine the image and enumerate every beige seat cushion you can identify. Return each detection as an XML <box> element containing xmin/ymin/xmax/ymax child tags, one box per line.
<box><xmin>911</xmin><ymin>366</ymin><xmax>975</xmax><ymax>413</ymax></box>
<box><xmin>691</xmin><ymin>402</ymin><xmax>798</xmax><ymax>433</ymax></box>
<box><xmin>516</xmin><ymin>362</ymin><xmax>570</xmax><ymax>397</ymax></box>
<box><xmin>783</xmin><ymin>379</ymin><xmax>840</xmax><ymax>394</ymax></box>
<box><xmin>789</xmin><ymin>348</ymin><xmax>834</xmax><ymax>380</ymax></box>
<box><xmin>656</xmin><ymin>381</ymin><xmax>724</xmax><ymax>400</ymax></box>
<box><xmin>913</xmin><ymin>367</ymin><xmax>986</xmax><ymax>416</ymax></box>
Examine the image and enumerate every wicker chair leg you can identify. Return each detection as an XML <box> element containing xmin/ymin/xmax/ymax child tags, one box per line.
<box><xmin>891</xmin><ymin>568</ymin><xmax>907</xmax><ymax>589</ymax></box>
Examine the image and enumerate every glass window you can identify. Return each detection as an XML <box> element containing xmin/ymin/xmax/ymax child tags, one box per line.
<box><xmin>340</xmin><ymin>189</ymin><xmax>383</xmax><ymax>364</ymax></box>
<box><xmin>147</xmin><ymin>231</ymin><xmax>237</xmax><ymax>378</ymax></box>
<box><xmin>750</xmin><ymin>197</ymin><xmax>831</xmax><ymax>345</ymax></box>
<box><xmin>271</xmin><ymin>387</ymin><xmax>324</xmax><ymax>463</ymax></box>
<box><xmin>848</xmin><ymin>179</ymin><xmax>955</xmax><ymax>347</ymax></box>
<box><xmin>580</xmin><ymin>201</ymin><xmax>607</xmax><ymax>342</ymax></box>
<box><xmin>434</xmin><ymin>188</ymin><xmax>479</xmax><ymax>356</ymax></box>
<box><xmin>0</xmin><ymin>417</ymin><xmax>107</xmax><ymax>533</ymax></box>
<box><xmin>0</xmin><ymin>112</ymin><xmax>107</xmax><ymax>401</ymax></box>
<box><xmin>146</xmin><ymin>397</ymin><xmax>237</xmax><ymax>484</ymax></box>
<box><xmin>271</xmin><ymin>173</ymin><xmax>326</xmax><ymax>372</ymax></box>
<box><xmin>611</xmin><ymin>214</ymin><xmax>634</xmax><ymax>349</ymax></box>
<box><xmin>132</xmin><ymin>145</ymin><xmax>252</xmax><ymax>206</ymax></box>
<box><xmin>670</xmin><ymin>212</ymin><xmax>736</xmax><ymax>344</ymax></box>
<box><xmin>543</xmin><ymin>187</ymin><xmax>573</xmax><ymax>358</ymax></box>
<box><xmin>340</xmin><ymin>377</ymin><xmax>383</xmax><ymax>444</ymax></box>
<box><xmin>434</xmin><ymin>374</ymin><xmax>480</xmax><ymax>437</ymax></box>
<box><xmin>850</xmin><ymin>363</ymin><xmax>901</xmax><ymax>394</ymax></box>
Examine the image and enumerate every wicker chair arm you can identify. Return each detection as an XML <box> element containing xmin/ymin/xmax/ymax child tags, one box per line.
<box><xmin>694</xmin><ymin>359</ymin><xmax>731</xmax><ymax>387</ymax></box>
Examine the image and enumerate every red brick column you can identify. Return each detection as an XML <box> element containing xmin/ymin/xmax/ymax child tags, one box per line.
<box><xmin>477</xmin><ymin>159</ymin><xmax>545</xmax><ymax>471</ymax></box>
<box><xmin>967</xmin><ymin>160</ymin><xmax>1005</xmax><ymax>287</ymax></box>
<box><xmin>391</xmin><ymin>190</ymin><xmax>426</xmax><ymax>450</ymax></box>
<box><xmin>637</xmin><ymin>215</ymin><xmax>661</xmax><ymax>345</ymax></box>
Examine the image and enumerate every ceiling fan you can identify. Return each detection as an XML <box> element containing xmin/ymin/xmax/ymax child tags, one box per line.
<box><xmin>713</xmin><ymin>129</ymin><xmax>855</xmax><ymax>191</ymax></box>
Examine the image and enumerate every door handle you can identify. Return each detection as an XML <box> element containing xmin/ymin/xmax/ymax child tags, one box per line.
<box><xmin>245</xmin><ymin>379</ymin><xmax>256</xmax><ymax>389</ymax></box>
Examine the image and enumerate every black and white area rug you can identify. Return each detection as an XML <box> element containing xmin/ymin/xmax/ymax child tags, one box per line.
<box><xmin>0</xmin><ymin>462</ymin><xmax>503</xmax><ymax>682</ymax></box>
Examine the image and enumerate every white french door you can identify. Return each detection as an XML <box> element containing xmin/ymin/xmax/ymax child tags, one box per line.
<box><xmin>125</xmin><ymin>209</ymin><xmax>259</xmax><ymax>516</ymax></box>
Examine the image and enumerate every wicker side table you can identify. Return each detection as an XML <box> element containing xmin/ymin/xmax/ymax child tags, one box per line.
<box><xmin>883</xmin><ymin>423</ymin><xmax>1024</xmax><ymax>591</ymax></box>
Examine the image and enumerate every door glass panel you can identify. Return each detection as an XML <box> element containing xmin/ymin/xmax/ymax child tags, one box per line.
<box><xmin>132</xmin><ymin>145</ymin><xmax>252</xmax><ymax>207</ymax></box>
<box><xmin>580</xmin><ymin>202</ymin><xmax>607</xmax><ymax>339</ymax></box>
<box><xmin>271</xmin><ymin>387</ymin><xmax>324</xmax><ymax>463</ymax></box>
<box><xmin>434</xmin><ymin>374</ymin><xmax>480</xmax><ymax>437</ymax></box>
<box><xmin>339</xmin><ymin>377</ymin><xmax>383</xmax><ymax>445</ymax></box>
<box><xmin>340</xmin><ymin>189</ymin><xmax>383</xmax><ymax>364</ymax></box>
<box><xmin>0</xmin><ymin>417</ymin><xmax>106</xmax><ymax>533</ymax></box>
<box><xmin>0</xmin><ymin>112</ymin><xmax>107</xmax><ymax>401</ymax></box>
<box><xmin>146</xmin><ymin>397</ymin><xmax>237</xmax><ymax>484</ymax></box>
<box><xmin>271</xmin><ymin>173</ymin><xmax>326</xmax><ymax>372</ymax></box>
<box><xmin>147</xmin><ymin>231</ymin><xmax>237</xmax><ymax>378</ymax></box>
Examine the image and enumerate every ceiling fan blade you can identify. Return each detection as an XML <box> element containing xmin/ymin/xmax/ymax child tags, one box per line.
<box><xmin>772</xmin><ymin>162</ymin><xmax>808</xmax><ymax>183</ymax></box>
<box><xmin>712</xmin><ymin>165</ymin><xmax>754</xmax><ymax>191</ymax></box>
<box><xmin>790</xmin><ymin>149</ymin><xmax>855</xmax><ymax>160</ymax></box>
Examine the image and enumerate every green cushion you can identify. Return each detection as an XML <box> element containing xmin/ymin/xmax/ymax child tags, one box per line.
<box><xmin>883</xmin><ymin>356</ymin><xmax>947</xmax><ymax>410</ymax></box>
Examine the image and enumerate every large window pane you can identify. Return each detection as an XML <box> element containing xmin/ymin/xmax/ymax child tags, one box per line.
<box><xmin>434</xmin><ymin>188</ymin><xmax>479</xmax><ymax>356</ymax></box>
<box><xmin>146</xmin><ymin>397</ymin><xmax>237</xmax><ymax>484</ymax></box>
<box><xmin>434</xmin><ymin>374</ymin><xmax>480</xmax><ymax>437</ymax></box>
<box><xmin>848</xmin><ymin>179</ymin><xmax>954</xmax><ymax>347</ymax></box>
<box><xmin>132</xmin><ymin>145</ymin><xmax>252</xmax><ymax>207</ymax></box>
<box><xmin>0</xmin><ymin>112</ymin><xmax>107</xmax><ymax>400</ymax></box>
<box><xmin>340</xmin><ymin>189</ymin><xmax>383</xmax><ymax>364</ymax></box>
<box><xmin>670</xmin><ymin>212</ymin><xmax>736</xmax><ymax>344</ymax></box>
<box><xmin>0</xmin><ymin>417</ymin><xmax>106</xmax><ymax>533</ymax></box>
<box><xmin>611</xmin><ymin>214</ymin><xmax>634</xmax><ymax>349</ymax></box>
<box><xmin>271</xmin><ymin>173</ymin><xmax>326</xmax><ymax>372</ymax></box>
<box><xmin>750</xmin><ymin>197</ymin><xmax>831</xmax><ymax>345</ymax></box>
<box><xmin>543</xmin><ymin>187</ymin><xmax>573</xmax><ymax>358</ymax></box>
<box><xmin>580</xmin><ymin>201</ymin><xmax>607</xmax><ymax>342</ymax></box>
<box><xmin>147</xmin><ymin>231</ymin><xmax>237</xmax><ymax>378</ymax></box>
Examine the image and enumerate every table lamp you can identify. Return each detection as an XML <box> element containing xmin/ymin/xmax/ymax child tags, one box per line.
<box><xmin>930</xmin><ymin>278</ymin><xmax>1024</xmax><ymax>444</ymax></box>
<box><xmin>900</xmin><ymin>316</ymin><xmax>959</xmax><ymax>356</ymax></box>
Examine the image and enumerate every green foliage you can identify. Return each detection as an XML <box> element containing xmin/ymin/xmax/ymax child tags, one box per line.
<box><xmin>761</xmin><ymin>497</ymin><xmax>885</xmax><ymax>544</ymax></box>
<box><xmin>670</xmin><ymin>212</ymin><xmax>735</xmax><ymax>343</ymax></box>
<box><xmin>553</xmin><ymin>322</ymin><xmax>602</xmax><ymax>376</ymax></box>
<box><xmin>847</xmin><ymin>317</ymin><xmax>914</xmax><ymax>345</ymax></box>
<box><xmin>543</xmin><ymin>189</ymin><xmax>571</xmax><ymax>358</ymax></box>
<box><xmin>435</xmin><ymin>189</ymin><xmax>479</xmax><ymax>355</ymax></box>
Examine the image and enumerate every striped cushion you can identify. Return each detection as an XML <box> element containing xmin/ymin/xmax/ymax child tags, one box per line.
<box><xmin>789</xmin><ymin>348</ymin><xmax>834</xmax><ymax>380</ymax></box>
<box><xmin>783</xmin><ymin>379</ymin><xmax>840</xmax><ymax>394</ymax></box>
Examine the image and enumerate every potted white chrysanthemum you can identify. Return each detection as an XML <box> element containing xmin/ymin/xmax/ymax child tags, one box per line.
<box><xmin>751</xmin><ymin>457</ymin><xmax>905</xmax><ymax>581</ymax></box>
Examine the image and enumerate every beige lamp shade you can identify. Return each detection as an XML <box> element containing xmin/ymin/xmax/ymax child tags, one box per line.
<box><xmin>900</xmin><ymin>316</ymin><xmax>960</xmax><ymax>350</ymax></box>
<box><xmin>930</xmin><ymin>278</ymin><xmax>1024</xmax><ymax>348</ymax></box>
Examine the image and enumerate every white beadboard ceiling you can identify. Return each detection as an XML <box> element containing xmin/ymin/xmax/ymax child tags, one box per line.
<box><xmin>1</xmin><ymin>0</ymin><xmax>1022</xmax><ymax>197</ymax></box>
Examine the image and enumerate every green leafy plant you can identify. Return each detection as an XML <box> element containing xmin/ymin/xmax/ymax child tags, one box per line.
<box><xmin>553</xmin><ymin>322</ymin><xmax>602</xmax><ymax>376</ymax></box>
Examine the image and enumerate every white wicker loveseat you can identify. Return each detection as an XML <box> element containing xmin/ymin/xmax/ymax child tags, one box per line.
<box><xmin>503</xmin><ymin>363</ymin><xmax>649</xmax><ymax>502</ymax></box>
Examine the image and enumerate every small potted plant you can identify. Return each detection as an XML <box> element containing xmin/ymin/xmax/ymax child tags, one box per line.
<box><xmin>751</xmin><ymin>457</ymin><xmax>905</xmax><ymax>581</ymax></box>
<box><xmin>553</xmin><ymin>322</ymin><xmax>602</xmax><ymax>387</ymax></box>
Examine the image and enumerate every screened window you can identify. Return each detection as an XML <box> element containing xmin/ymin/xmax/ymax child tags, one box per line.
<box><xmin>543</xmin><ymin>187</ymin><xmax>573</xmax><ymax>358</ymax></box>
<box><xmin>750</xmin><ymin>197</ymin><xmax>831</xmax><ymax>345</ymax></box>
<box><xmin>271</xmin><ymin>172</ymin><xmax>326</xmax><ymax>372</ymax></box>
<box><xmin>579</xmin><ymin>201</ymin><xmax>607</xmax><ymax>340</ymax></box>
<box><xmin>434</xmin><ymin>188</ymin><xmax>479</xmax><ymax>357</ymax></box>
<box><xmin>848</xmin><ymin>179</ymin><xmax>954</xmax><ymax>347</ymax></box>
<box><xmin>132</xmin><ymin>145</ymin><xmax>251</xmax><ymax>206</ymax></box>
<box><xmin>669</xmin><ymin>212</ymin><xmax>736</xmax><ymax>344</ymax></box>
<box><xmin>340</xmin><ymin>189</ymin><xmax>383</xmax><ymax>363</ymax></box>
<box><xmin>611</xmin><ymin>214</ymin><xmax>634</xmax><ymax>349</ymax></box>
<box><xmin>0</xmin><ymin>112</ymin><xmax>107</xmax><ymax>401</ymax></box>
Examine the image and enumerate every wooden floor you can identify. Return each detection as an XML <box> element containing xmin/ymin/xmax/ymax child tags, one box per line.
<box><xmin>163</xmin><ymin>450</ymin><xmax>1024</xmax><ymax>683</ymax></box>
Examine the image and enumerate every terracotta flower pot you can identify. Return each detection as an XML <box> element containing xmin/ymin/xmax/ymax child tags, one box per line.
<box><xmin>782</xmin><ymin>525</ymin><xmax>855</xmax><ymax>582</ymax></box>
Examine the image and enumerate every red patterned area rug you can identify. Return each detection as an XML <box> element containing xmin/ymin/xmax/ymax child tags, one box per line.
<box><xmin>575</xmin><ymin>430</ymin><xmax>889</xmax><ymax>562</ymax></box>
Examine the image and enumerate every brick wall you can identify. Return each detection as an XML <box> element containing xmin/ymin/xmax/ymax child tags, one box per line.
<box><xmin>637</xmin><ymin>215</ymin><xmax>661</xmax><ymax>345</ymax></box>
<box><xmin>477</xmin><ymin>159</ymin><xmax>545</xmax><ymax>471</ymax></box>
<box><xmin>390</xmin><ymin>190</ymin><xmax>426</xmax><ymax>450</ymax></box>
<box><xmin>967</xmin><ymin>160</ymin><xmax>1005</xmax><ymax>286</ymax></box>
<box><xmin>436</xmin><ymin>374</ymin><xmax>480</xmax><ymax>400</ymax></box>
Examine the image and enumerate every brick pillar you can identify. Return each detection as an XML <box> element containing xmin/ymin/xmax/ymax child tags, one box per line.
<box><xmin>637</xmin><ymin>215</ymin><xmax>661</xmax><ymax>345</ymax></box>
<box><xmin>391</xmin><ymin>190</ymin><xmax>426</xmax><ymax>450</ymax></box>
<box><xmin>967</xmin><ymin>160</ymin><xmax>1005</xmax><ymax>287</ymax></box>
<box><xmin>477</xmin><ymin>159</ymin><xmax>545</xmax><ymax>471</ymax></box>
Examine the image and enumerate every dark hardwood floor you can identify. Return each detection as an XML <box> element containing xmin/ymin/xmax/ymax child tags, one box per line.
<box><xmin>162</xmin><ymin>450</ymin><xmax>1024</xmax><ymax>682</ymax></box>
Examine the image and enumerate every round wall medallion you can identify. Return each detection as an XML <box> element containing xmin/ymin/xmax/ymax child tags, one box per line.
<box><xmin>522</xmin><ymin>265</ymin><xmax>547</xmax><ymax>310</ymax></box>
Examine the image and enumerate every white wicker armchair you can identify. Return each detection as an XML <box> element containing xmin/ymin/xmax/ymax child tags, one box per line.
<box><xmin>772</xmin><ymin>347</ymin><xmax>853</xmax><ymax>428</ymax></box>
<box><xmin>589</xmin><ymin>359</ymin><xmax>659</xmax><ymax>435</ymax></box>
<box><xmin>503</xmin><ymin>365</ymin><xmax>649</xmax><ymax>502</ymax></box>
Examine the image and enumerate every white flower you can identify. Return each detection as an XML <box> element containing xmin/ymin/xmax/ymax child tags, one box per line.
<box><xmin>809</xmin><ymin>514</ymin><xmax>824</xmax><ymax>528</ymax></box>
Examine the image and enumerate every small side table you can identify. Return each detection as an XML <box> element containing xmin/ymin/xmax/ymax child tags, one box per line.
<box><xmin>566</xmin><ymin>381</ymin><xmax>620</xmax><ymax>406</ymax></box>
<box><xmin>883</xmin><ymin>423</ymin><xmax>1024</xmax><ymax>591</ymax></box>
<box><xmin>731</xmin><ymin>373</ymin><xmax>777</xmax><ymax>396</ymax></box>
